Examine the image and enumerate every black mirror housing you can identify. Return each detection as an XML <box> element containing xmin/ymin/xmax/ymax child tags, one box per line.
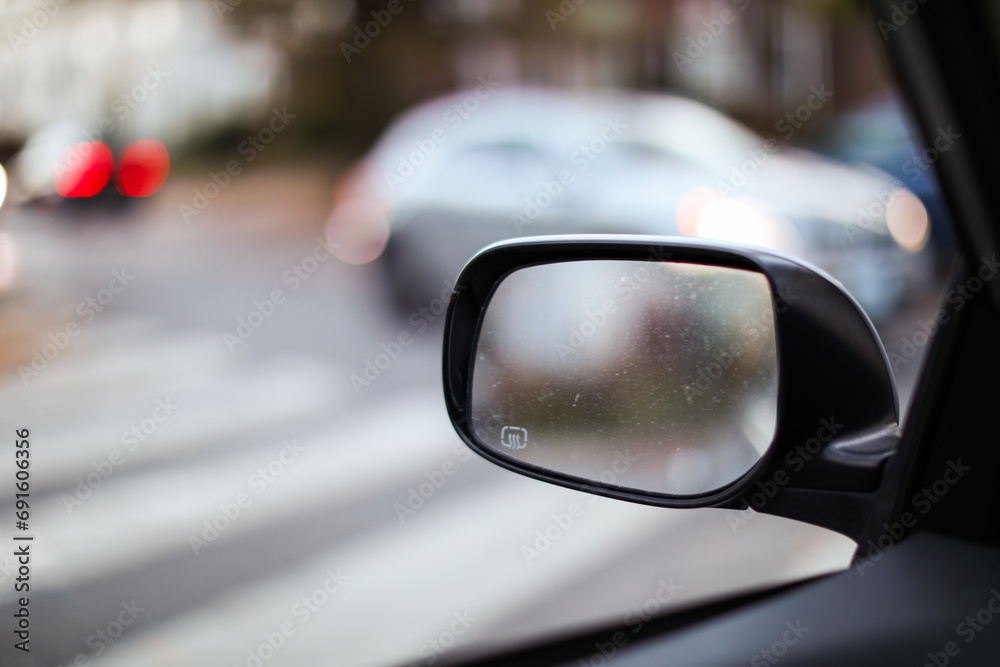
<box><xmin>442</xmin><ymin>235</ymin><xmax>900</xmax><ymax>539</ymax></box>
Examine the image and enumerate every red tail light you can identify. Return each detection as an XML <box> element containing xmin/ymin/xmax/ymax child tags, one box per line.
<box><xmin>115</xmin><ymin>139</ymin><xmax>170</xmax><ymax>197</ymax></box>
<box><xmin>54</xmin><ymin>142</ymin><xmax>113</xmax><ymax>197</ymax></box>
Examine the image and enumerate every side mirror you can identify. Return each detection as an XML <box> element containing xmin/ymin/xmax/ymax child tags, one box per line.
<box><xmin>442</xmin><ymin>236</ymin><xmax>900</xmax><ymax>539</ymax></box>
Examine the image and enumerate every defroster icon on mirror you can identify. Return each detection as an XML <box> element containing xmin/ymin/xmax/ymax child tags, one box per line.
<box><xmin>500</xmin><ymin>426</ymin><xmax>528</xmax><ymax>450</ymax></box>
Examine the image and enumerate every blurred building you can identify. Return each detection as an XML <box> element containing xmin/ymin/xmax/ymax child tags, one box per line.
<box><xmin>0</xmin><ymin>0</ymin><xmax>286</xmax><ymax>148</ymax></box>
<box><xmin>322</xmin><ymin>0</ymin><xmax>887</xmax><ymax>135</ymax></box>
<box><xmin>0</xmin><ymin>0</ymin><xmax>888</xmax><ymax>155</ymax></box>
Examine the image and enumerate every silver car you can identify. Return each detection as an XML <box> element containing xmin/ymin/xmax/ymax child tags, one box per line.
<box><xmin>327</xmin><ymin>87</ymin><xmax>932</xmax><ymax>319</ymax></box>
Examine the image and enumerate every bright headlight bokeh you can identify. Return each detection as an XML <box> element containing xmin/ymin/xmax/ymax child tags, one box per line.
<box><xmin>886</xmin><ymin>189</ymin><xmax>930</xmax><ymax>252</ymax></box>
<box><xmin>0</xmin><ymin>163</ymin><xmax>7</xmax><ymax>210</ymax></box>
<box><xmin>677</xmin><ymin>187</ymin><xmax>803</xmax><ymax>256</ymax></box>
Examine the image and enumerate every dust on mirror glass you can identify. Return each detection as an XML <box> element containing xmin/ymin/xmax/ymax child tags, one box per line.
<box><xmin>471</xmin><ymin>259</ymin><xmax>778</xmax><ymax>496</ymax></box>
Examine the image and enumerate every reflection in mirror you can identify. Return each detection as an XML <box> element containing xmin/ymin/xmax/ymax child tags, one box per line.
<box><xmin>470</xmin><ymin>260</ymin><xmax>778</xmax><ymax>496</ymax></box>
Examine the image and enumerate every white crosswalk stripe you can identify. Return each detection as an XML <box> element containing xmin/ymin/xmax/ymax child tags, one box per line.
<box><xmin>9</xmin><ymin>391</ymin><xmax>457</xmax><ymax>596</ymax></box>
<box><xmin>95</xmin><ymin>474</ymin><xmax>692</xmax><ymax>666</ymax></box>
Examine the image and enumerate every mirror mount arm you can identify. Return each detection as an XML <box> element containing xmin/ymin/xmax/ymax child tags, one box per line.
<box><xmin>770</xmin><ymin>427</ymin><xmax>901</xmax><ymax>494</ymax></box>
<box><xmin>819</xmin><ymin>428</ymin><xmax>900</xmax><ymax>486</ymax></box>
<box><xmin>727</xmin><ymin>429</ymin><xmax>900</xmax><ymax>540</ymax></box>
<box><xmin>721</xmin><ymin>487</ymin><xmax>881</xmax><ymax>540</ymax></box>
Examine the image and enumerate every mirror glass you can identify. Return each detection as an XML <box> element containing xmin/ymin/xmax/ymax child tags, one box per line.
<box><xmin>470</xmin><ymin>259</ymin><xmax>778</xmax><ymax>496</ymax></box>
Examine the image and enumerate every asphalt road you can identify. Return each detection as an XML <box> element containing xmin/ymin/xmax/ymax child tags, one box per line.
<box><xmin>0</xmin><ymin>166</ymin><xmax>935</xmax><ymax>666</ymax></box>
